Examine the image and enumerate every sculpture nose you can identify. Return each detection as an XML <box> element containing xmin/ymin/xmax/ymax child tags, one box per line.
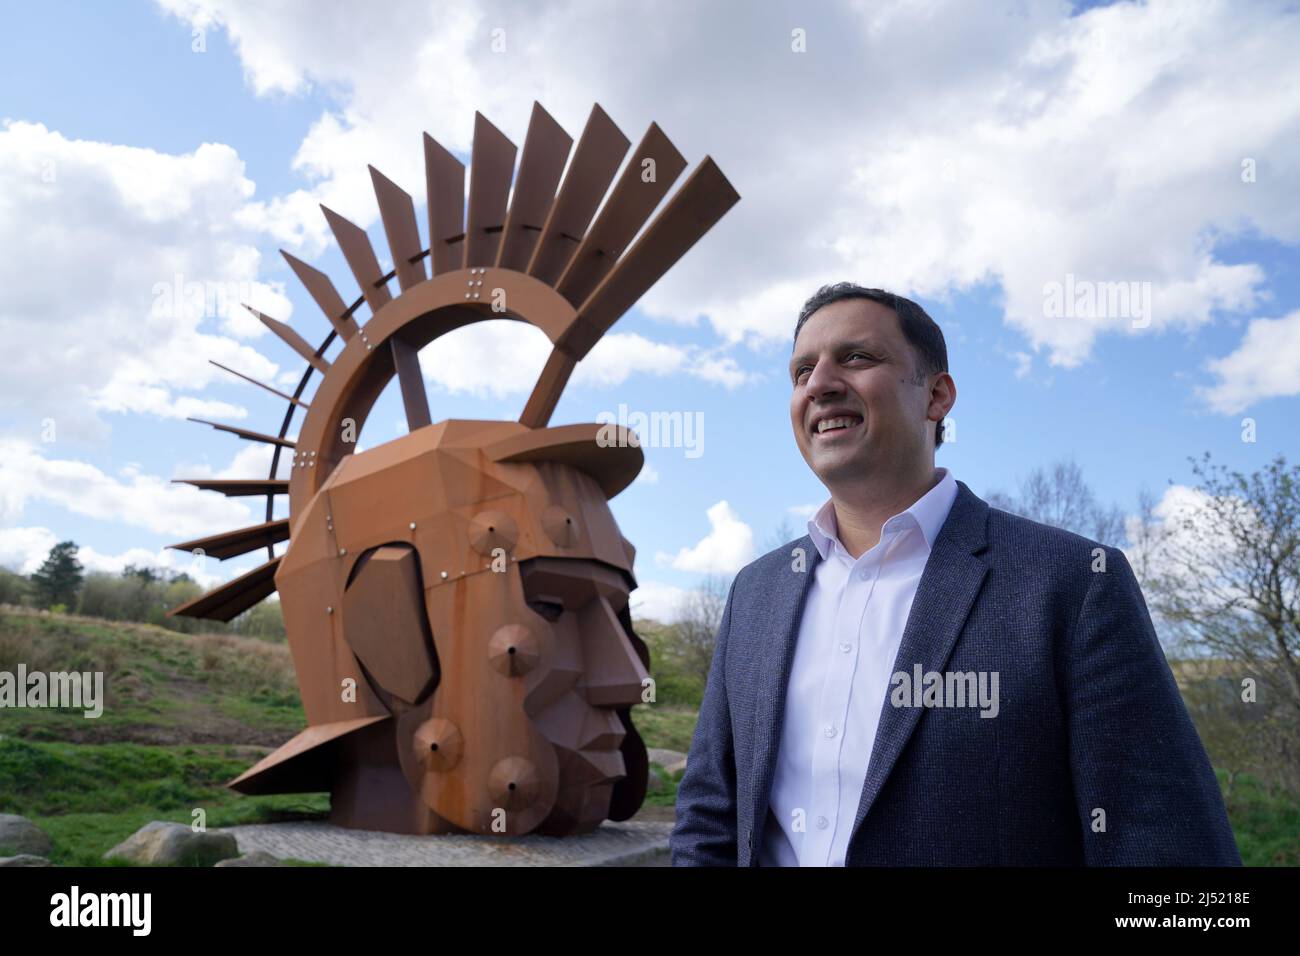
<box><xmin>579</xmin><ymin>595</ymin><xmax>650</xmax><ymax>709</ymax></box>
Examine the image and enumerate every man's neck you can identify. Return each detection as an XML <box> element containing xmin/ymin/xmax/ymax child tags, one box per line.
<box><xmin>828</xmin><ymin>465</ymin><xmax>942</xmax><ymax>559</ymax></box>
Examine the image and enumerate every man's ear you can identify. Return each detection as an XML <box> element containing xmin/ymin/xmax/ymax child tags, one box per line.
<box><xmin>485</xmin><ymin>423</ymin><xmax>644</xmax><ymax>499</ymax></box>
<box><xmin>928</xmin><ymin>372</ymin><xmax>956</xmax><ymax>422</ymax></box>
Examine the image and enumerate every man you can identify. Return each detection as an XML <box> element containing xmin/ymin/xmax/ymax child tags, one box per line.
<box><xmin>669</xmin><ymin>282</ymin><xmax>1240</xmax><ymax>866</ymax></box>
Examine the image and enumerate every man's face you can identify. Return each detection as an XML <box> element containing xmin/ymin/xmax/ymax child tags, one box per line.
<box><xmin>788</xmin><ymin>298</ymin><xmax>935</xmax><ymax>489</ymax></box>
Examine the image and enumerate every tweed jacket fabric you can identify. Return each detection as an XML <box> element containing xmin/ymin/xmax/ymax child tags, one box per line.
<box><xmin>669</xmin><ymin>479</ymin><xmax>1241</xmax><ymax>866</ymax></box>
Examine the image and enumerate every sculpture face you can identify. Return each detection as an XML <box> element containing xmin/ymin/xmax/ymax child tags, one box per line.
<box><xmin>168</xmin><ymin>102</ymin><xmax>737</xmax><ymax>837</ymax></box>
<box><xmin>270</xmin><ymin>420</ymin><xmax>651</xmax><ymax>835</ymax></box>
<box><xmin>519</xmin><ymin>556</ymin><xmax>647</xmax><ymax>830</ymax></box>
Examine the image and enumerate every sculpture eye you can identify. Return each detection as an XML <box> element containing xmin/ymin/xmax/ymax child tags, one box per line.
<box><xmin>527</xmin><ymin>597</ymin><xmax>564</xmax><ymax>622</ymax></box>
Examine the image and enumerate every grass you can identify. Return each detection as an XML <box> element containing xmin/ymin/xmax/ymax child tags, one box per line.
<box><xmin>3</xmin><ymin>605</ymin><xmax>1293</xmax><ymax>866</ymax></box>
<box><xmin>0</xmin><ymin>606</ymin><xmax>698</xmax><ymax>864</ymax></box>
<box><xmin>1221</xmin><ymin>769</ymin><xmax>1300</xmax><ymax>866</ymax></box>
<box><xmin>0</xmin><ymin>736</ymin><xmax>330</xmax><ymax>865</ymax></box>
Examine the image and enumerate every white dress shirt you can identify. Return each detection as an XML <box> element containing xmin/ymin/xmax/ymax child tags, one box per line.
<box><xmin>760</xmin><ymin>467</ymin><xmax>959</xmax><ymax>866</ymax></box>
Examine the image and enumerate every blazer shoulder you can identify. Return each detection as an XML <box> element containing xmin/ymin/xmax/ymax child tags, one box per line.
<box><xmin>983</xmin><ymin>504</ymin><xmax>1118</xmax><ymax>568</ymax></box>
<box><xmin>733</xmin><ymin>535</ymin><xmax>815</xmax><ymax>588</ymax></box>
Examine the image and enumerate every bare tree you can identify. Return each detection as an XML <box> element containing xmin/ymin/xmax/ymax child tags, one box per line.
<box><xmin>987</xmin><ymin>459</ymin><xmax>1126</xmax><ymax>546</ymax></box>
<box><xmin>1146</xmin><ymin>455</ymin><xmax>1300</xmax><ymax>711</ymax></box>
<box><xmin>763</xmin><ymin>517</ymin><xmax>797</xmax><ymax>554</ymax></box>
<box><xmin>1141</xmin><ymin>454</ymin><xmax>1300</xmax><ymax>794</ymax></box>
<box><xmin>671</xmin><ymin>573</ymin><xmax>731</xmax><ymax>687</ymax></box>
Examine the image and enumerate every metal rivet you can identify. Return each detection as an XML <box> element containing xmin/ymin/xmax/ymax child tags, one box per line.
<box><xmin>440</xmin><ymin>571</ymin><xmax>448</xmax><ymax>579</ymax></box>
<box><xmin>339</xmin><ymin>548</ymin><xmax>347</xmax><ymax>556</ymax></box>
<box><xmin>409</xmin><ymin>522</ymin><xmax>417</xmax><ymax>530</ymax></box>
<box><xmin>326</xmin><ymin>606</ymin><xmax>333</xmax><ymax>614</ymax></box>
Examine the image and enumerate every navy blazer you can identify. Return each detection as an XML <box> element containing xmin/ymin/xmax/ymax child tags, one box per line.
<box><xmin>669</xmin><ymin>479</ymin><xmax>1241</xmax><ymax>866</ymax></box>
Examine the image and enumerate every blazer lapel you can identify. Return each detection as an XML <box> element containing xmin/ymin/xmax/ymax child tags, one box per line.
<box><xmin>848</xmin><ymin>480</ymin><xmax>991</xmax><ymax>846</ymax></box>
<box><xmin>748</xmin><ymin>535</ymin><xmax>822</xmax><ymax>839</ymax></box>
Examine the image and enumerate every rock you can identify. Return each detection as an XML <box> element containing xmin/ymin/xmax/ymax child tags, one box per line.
<box><xmin>647</xmin><ymin>748</ymin><xmax>687</xmax><ymax>776</ymax></box>
<box><xmin>0</xmin><ymin>854</ymin><xmax>52</xmax><ymax>867</ymax></box>
<box><xmin>215</xmin><ymin>851</ymin><xmax>284</xmax><ymax>867</ymax></box>
<box><xmin>646</xmin><ymin>770</ymin><xmax>666</xmax><ymax>794</ymax></box>
<box><xmin>104</xmin><ymin>822</ymin><xmax>239</xmax><ymax>867</ymax></box>
<box><xmin>0</xmin><ymin>814</ymin><xmax>52</xmax><ymax>857</ymax></box>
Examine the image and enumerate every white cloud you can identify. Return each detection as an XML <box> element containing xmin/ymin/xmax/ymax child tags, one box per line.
<box><xmin>1199</xmin><ymin>310</ymin><xmax>1300</xmax><ymax>414</ymax></box>
<box><xmin>0</xmin><ymin>120</ymin><xmax>299</xmax><ymax>438</ymax></box>
<box><xmin>151</xmin><ymin>0</ymin><xmax>1300</xmax><ymax>382</ymax></box>
<box><xmin>635</xmin><ymin>462</ymin><xmax>660</xmax><ymax>485</ymax></box>
<box><xmin>1122</xmin><ymin>481</ymin><xmax>1264</xmax><ymax>612</ymax></box>
<box><xmin>626</xmin><ymin>579</ymin><xmax>690</xmax><ymax>625</ymax></box>
<box><xmin>656</xmin><ymin>499</ymin><xmax>755</xmax><ymax>574</ymax></box>
<box><xmin>417</xmin><ymin>322</ymin><xmax>751</xmax><ymax>398</ymax></box>
<box><xmin>0</xmin><ymin>438</ymin><xmax>254</xmax><ymax>538</ymax></box>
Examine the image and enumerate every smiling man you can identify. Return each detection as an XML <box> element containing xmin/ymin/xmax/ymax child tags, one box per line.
<box><xmin>669</xmin><ymin>282</ymin><xmax>1240</xmax><ymax>867</ymax></box>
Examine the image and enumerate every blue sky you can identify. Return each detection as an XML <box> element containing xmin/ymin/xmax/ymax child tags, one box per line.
<box><xmin>1</xmin><ymin>0</ymin><xmax>1296</xmax><ymax>621</ymax></box>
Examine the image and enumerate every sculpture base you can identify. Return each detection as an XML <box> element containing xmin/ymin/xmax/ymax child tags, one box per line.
<box><xmin>223</xmin><ymin>817</ymin><xmax>672</xmax><ymax>867</ymax></box>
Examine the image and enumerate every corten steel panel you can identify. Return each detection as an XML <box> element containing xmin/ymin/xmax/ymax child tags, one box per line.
<box><xmin>168</xmin><ymin>556</ymin><xmax>281</xmax><ymax>622</ymax></box>
<box><xmin>171</xmin><ymin>519</ymin><xmax>289</xmax><ymax>561</ymax></box>
<box><xmin>322</xmin><ymin>205</ymin><xmax>393</xmax><ymax>314</ymax></box>
<box><xmin>167</xmin><ymin>102</ymin><xmax>737</xmax><ymax>837</ymax></box>
<box><xmin>172</xmin><ymin>478</ymin><xmax>288</xmax><ymax>497</ymax></box>
<box><xmin>423</xmin><ymin>133</ymin><xmax>466</xmax><ymax>276</ymax></box>
<box><xmin>187</xmin><ymin>417</ymin><xmax>296</xmax><ymax>449</ymax></box>
<box><xmin>554</xmin><ymin>122</ymin><xmax>688</xmax><ymax>308</ymax></box>
<box><xmin>464</xmin><ymin>112</ymin><xmax>517</xmax><ymax>268</ymax></box>
<box><xmin>369</xmin><ymin>165</ymin><xmax>428</xmax><ymax>292</ymax></box>
<box><xmin>496</xmin><ymin>102</ymin><xmax>573</xmax><ymax>272</ymax></box>
<box><xmin>210</xmin><ymin>360</ymin><xmax>310</xmax><ymax>409</ymax></box>
<box><xmin>248</xmin><ymin>306</ymin><xmax>331</xmax><ymax>374</ymax></box>
<box><xmin>282</xmin><ymin>250</ymin><xmax>359</xmax><ymax>341</ymax></box>
<box><xmin>527</xmin><ymin>104</ymin><xmax>630</xmax><ymax>285</ymax></box>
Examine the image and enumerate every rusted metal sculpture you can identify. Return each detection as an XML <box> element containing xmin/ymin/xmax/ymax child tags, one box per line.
<box><xmin>166</xmin><ymin>103</ymin><xmax>739</xmax><ymax>835</ymax></box>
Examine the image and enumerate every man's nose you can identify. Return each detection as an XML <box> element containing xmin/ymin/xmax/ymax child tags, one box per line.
<box><xmin>578</xmin><ymin>595</ymin><xmax>650</xmax><ymax>708</ymax></box>
<box><xmin>803</xmin><ymin>356</ymin><xmax>843</xmax><ymax>401</ymax></box>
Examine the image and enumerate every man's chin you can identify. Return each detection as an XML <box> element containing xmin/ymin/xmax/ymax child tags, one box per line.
<box><xmin>810</xmin><ymin>448</ymin><xmax>871</xmax><ymax>485</ymax></box>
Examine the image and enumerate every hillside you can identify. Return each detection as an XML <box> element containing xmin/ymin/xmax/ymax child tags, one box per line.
<box><xmin>0</xmin><ymin>605</ymin><xmax>690</xmax><ymax>864</ymax></box>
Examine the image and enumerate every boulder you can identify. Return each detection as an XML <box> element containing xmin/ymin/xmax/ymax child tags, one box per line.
<box><xmin>104</xmin><ymin>822</ymin><xmax>238</xmax><ymax>867</ymax></box>
<box><xmin>646</xmin><ymin>748</ymin><xmax>687</xmax><ymax>776</ymax></box>
<box><xmin>0</xmin><ymin>854</ymin><xmax>52</xmax><ymax>867</ymax></box>
<box><xmin>0</xmin><ymin>814</ymin><xmax>52</xmax><ymax>857</ymax></box>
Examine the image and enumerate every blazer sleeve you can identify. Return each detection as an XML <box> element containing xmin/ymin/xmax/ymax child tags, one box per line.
<box><xmin>1062</xmin><ymin>546</ymin><xmax>1241</xmax><ymax>865</ymax></box>
<box><xmin>669</xmin><ymin>573</ymin><xmax>741</xmax><ymax>866</ymax></box>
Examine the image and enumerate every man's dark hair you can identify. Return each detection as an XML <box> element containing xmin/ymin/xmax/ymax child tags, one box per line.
<box><xmin>793</xmin><ymin>283</ymin><xmax>949</xmax><ymax>448</ymax></box>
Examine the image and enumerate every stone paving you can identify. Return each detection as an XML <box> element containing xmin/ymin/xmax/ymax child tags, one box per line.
<box><xmin>226</xmin><ymin>812</ymin><xmax>673</xmax><ymax>867</ymax></box>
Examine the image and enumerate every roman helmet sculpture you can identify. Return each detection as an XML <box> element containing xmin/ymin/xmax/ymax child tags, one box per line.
<box><xmin>166</xmin><ymin>103</ymin><xmax>739</xmax><ymax>836</ymax></box>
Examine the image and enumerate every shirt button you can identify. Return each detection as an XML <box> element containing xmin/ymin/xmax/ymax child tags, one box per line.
<box><xmin>838</xmin><ymin>642</ymin><xmax>851</xmax><ymax>653</ymax></box>
<box><xmin>859</xmin><ymin>568</ymin><xmax>870</xmax><ymax>580</ymax></box>
<box><xmin>816</xmin><ymin>816</ymin><xmax>829</xmax><ymax>830</ymax></box>
<box><xmin>824</xmin><ymin>725</ymin><xmax>836</xmax><ymax>738</ymax></box>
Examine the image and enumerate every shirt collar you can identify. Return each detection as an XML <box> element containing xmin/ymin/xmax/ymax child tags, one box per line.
<box><xmin>807</xmin><ymin>467</ymin><xmax>959</xmax><ymax>562</ymax></box>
